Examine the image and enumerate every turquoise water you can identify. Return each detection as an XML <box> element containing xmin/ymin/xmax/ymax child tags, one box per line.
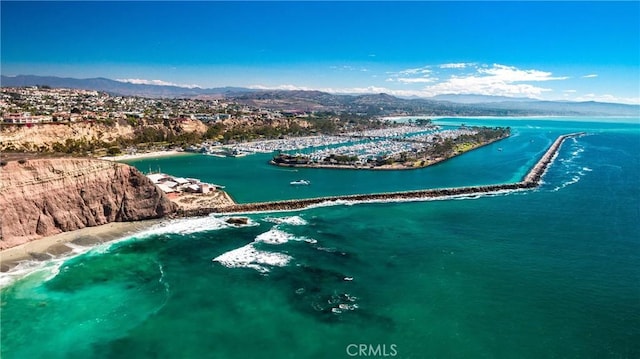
<box><xmin>1</xmin><ymin>118</ymin><xmax>639</xmax><ymax>358</ymax></box>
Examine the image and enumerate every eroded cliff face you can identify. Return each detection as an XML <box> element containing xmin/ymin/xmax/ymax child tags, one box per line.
<box><xmin>0</xmin><ymin>119</ymin><xmax>208</xmax><ymax>152</ymax></box>
<box><xmin>0</xmin><ymin>158</ymin><xmax>177</xmax><ymax>249</ymax></box>
<box><xmin>0</xmin><ymin>122</ymin><xmax>135</xmax><ymax>152</ymax></box>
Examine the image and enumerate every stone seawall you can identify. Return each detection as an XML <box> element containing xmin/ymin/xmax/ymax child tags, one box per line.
<box><xmin>178</xmin><ymin>133</ymin><xmax>584</xmax><ymax>216</ymax></box>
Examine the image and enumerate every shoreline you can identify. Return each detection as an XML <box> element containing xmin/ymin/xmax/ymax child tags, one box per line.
<box><xmin>100</xmin><ymin>150</ymin><xmax>188</xmax><ymax>162</ymax></box>
<box><xmin>0</xmin><ymin>219</ymin><xmax>161</xmax><ymax>273</ymax></box>
<box><xmin>0</xmin><ymin>132</ymin><xmax>583</xmax><ymax>277</ymax></box>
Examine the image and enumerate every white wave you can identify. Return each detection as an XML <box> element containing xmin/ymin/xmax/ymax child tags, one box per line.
<box><xmin>305</xmin><ymin>199</ymin><xmax>353</xmax><ymax>209</ymax></box>
<box><xmin>0</xmin><ymin>215</ymin><xmax>260</xmax><ymax>288</ymax></box>
<box><xmin>552</xmin><ymin>175</ymin><xmax>582</xmax><ymax>192</ymax></box>
<box><xmin>213</xmin><ymin>244</ymin><xmax>292</xmax><ymax>273</ymax></box>
<box><xmin>255</xmin><ymin>228</ymin><xmax>297</xmax><ymax>244</ymax></box>
<box><xmin>63</xmin><ymin>242</ymin><xmax>91</xmax><ymax>254</ymax></box>
<box><xmin>571</xmin><ymin>148</ymin><xmax>585</xmax><ymax>157</ymax></box>
<box><xmin>214</xmin><ymin>224</ymin><xmax>317</xmax><ymax>272</ymax></box>
<box><xmin>0</xmin><ymin>257</ymin><xmax>68</xmax><ymax>289</ymax></box>
<box><xmin>548</xmin><ymin>138</ymin><xmax>591</xmax><ymax>192</ymax></box>
<box><xmin>137</xmin><ymin>215</ymin><xmax>257</xmax><ymax>238</ymax></box>
<box><xmin>263</xmin><ymin>215</ymin><xmax>308</xmax><ymax>226</ymax></box>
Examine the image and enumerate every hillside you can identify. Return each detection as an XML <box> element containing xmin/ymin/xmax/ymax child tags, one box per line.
<box><xmin>0</xmin><ymin>119</ymin><xmax>207</xmax><ymax>152</ymax></box>
<box><xmin>2</xmin><ymin>75</ymin><xmax>638</xmax><ymax>116</ymax></box>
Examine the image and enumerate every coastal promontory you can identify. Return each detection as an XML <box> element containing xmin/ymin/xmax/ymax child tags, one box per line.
<box><xmin>0</xmin><ymin>157</ymin><xmax>177</xmax><ymax>249</ymax></box>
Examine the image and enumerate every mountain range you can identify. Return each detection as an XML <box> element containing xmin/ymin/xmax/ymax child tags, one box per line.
<box><xmin>1</xmin><ymin>75</ymin><xmax>638</xmax><ymax>117</ymax></box>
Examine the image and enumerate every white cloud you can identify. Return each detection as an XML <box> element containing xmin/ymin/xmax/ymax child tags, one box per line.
<box><xmin>116</xmin><ymin>78</ymin><xmax>201</xmax><ymax>88</ymax></box>
<box><xmin>582</xmin><ymin>74</ymin><xmax>598</xmax><ymax>78</ymax></box>
<box><xmin>439</xmin><ymin>62</ymin><xmax>471</xmax><ymax>69</ymax></box>
<box><xmin>248</xmin><ymin>63</ymin><xmax>637</xmax><ymax>103</ymax></box>
<box><xmin>248</xmin><ymin>84</ymin><xmax>314</xmax><ymax>91</ymax></box>
<box><xmin>574</xmin><ymin>93</ymin><xmax>640</xmax><ymax>105</ymax></box>
<box><xmin>388</xmin><ymin>63</ymin><xmax>569</xmax><ymax>99</ymax></box>
<box><xmin>477</xmin><ymin>64</ymin><xmax>568</xmax><ymax>82</ymax></box>
<box><xmin>416</xmin><ymin>64</ymin><xmax>569</xmax><ymax>98</ymax></box>
<box><xmin>250</xmin><ymin>84</ymin><xmax>406</xmax><ymax>96</ymax></box>
<box><xmin>396</xmin><ymin>77</ymin><xmax>437</xmax><ymax>84</ymax></box>
<box><xmin>329</xmin><ymin>65</ymin><xmax>369</xmax><ymax>72</ymax></box>
<box><xmin>398</xmin><ymin>66</ymin><xmax>432</xmax><ymax>75</ymax></box>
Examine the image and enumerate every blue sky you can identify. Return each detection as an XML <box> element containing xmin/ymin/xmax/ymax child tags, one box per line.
<box><xmin>2</xmin><ymin>1</ymin><xmax>639</xmax><ymax>104</ymax></box>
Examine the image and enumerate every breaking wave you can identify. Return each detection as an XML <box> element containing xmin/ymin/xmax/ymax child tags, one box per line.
<box><xmin>213</xmin><ymin>216</ymin><xmax>316</xmax><ymax>273</ymax></box>
<box><xmin>255</xmin><ymin>228</ymin><xmax>297</xmax><ymax>244</ymax></box>
<box><xmin>213</xmin><ymin>244</ymin><xmax>292</xmax><ymax>273</ymax></box>
<box><xmin>263</xmin><ymin>215</ymin><xmax>308</xmax><ymax>226</ymax></box>
<box><xmin>138</xmin><ymin>215</ymin><xmax>258</xmax><ymax>237</ymax></box>
<box><xmin>0</xmin><ymin>214</ymin><xmax>258</xmax><ymax>288</ymax></box>
<box><xmin>550</xmin><ymin>137</ymin><xmax>590</xmax><ymax>192</ymax></box>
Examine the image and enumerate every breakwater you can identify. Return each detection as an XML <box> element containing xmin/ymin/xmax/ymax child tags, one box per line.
<box><xmin>179</xmin><ymin>133</ymin><xmax>584</xmax><ymax>216</ymax></box>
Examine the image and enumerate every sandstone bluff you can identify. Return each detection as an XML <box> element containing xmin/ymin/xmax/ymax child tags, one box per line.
<box><xmin>0</xmin><ymin>158</ymin><xmax>177</xmax><ymax>249</ymax></box>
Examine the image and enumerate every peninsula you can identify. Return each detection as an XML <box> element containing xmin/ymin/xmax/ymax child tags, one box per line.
<box><xmin>270</xmin><ymin>126</ymin><xmax>510</xmax><ymax>170</ymax></box>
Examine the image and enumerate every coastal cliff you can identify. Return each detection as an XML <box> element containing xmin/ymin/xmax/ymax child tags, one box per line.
<box><xmin>0</xmin><ymin>158</ymin><xmax>177</xmax><ymax>249</ymax></box>
<box><xmin>0</xmin><ymin>119</ymin><xmax>207</xmax><ymax>152</ymax></box>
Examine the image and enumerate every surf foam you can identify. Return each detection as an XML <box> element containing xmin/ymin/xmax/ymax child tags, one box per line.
<box><xmin>263</xmin><ymin>215</ymin><xmax>308</xmax><ymax>226</ymax></box>
<box><xmin>138</xmin><ymin>215</ymin><xmax>258</xmax><ymax>238</ymax></box>
<box><xmin>213</xmin><ymin>244</ymin><xmax>292</xmax><ymax>273</ymax></box>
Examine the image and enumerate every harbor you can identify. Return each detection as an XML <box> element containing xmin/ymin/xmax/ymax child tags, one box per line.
<box><xmin>178</xmin><ymin>132</ymin><xmax>585</xmax><ymax>216</ymax></box>
<box><xmin>271</xmin><ymin>126</ymin><xmax>510</xmax><ymax>170</ymax></box>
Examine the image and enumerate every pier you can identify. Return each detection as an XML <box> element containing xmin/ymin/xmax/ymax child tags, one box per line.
<box><xmin>178</xmin><ymin>133</ymin><xmax>585</xmax><ymax>216</ymax></box>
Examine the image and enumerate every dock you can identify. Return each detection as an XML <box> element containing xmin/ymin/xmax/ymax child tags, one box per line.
<box><xmin>177</xmin><ymin>133</ymin><xmax>585</xmax><ymax>216</ymax></box>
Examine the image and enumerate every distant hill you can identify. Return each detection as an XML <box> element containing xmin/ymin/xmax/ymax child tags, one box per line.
<box><xmin>430</xmin><ymin>94</ymin><xmax>538</xmax><ymax>104</ymax></box>
<box><xmin>0</xmin><ymin>75</ymin><xmax>255</xmax><ymax>98</ymax></box>
<box><xmin>2</xmin><ymin>75</ymin><xmax>638</xmax><ymax>117</ymax></box>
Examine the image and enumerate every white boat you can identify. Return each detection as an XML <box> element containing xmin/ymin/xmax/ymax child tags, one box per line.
<box><xmin>290</xmin><ymin>180</ymin><xmax>310</xmax><ymax>186</ymax></box>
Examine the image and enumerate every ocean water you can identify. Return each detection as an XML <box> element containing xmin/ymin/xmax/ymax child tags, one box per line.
<box><xmin>1</xmin><ymin>118</ymin><xmax>639</xmax><ymax>358</ymax></box>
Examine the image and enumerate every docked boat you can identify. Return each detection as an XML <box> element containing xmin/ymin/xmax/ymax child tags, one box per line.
<box><xmin>290</xmin><ymin>180</ymin><xmax>310</xmax><ymax>186</ymax></box>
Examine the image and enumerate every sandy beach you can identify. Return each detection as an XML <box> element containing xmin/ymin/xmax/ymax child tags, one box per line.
<box><xmin>100</xmin><ymin>150</ymin><xmax>188</xmax><ymax>162</ymax></box>
<box><xmin>0</xmin><ymin>219</ymin><xmax>161</xmax><ymax>272</ymax></box>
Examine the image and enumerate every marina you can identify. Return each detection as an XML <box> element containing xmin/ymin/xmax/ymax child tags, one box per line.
<box><xmin>271</xmin><ymin>126</ymin><xmax>510</xmax><ymax>169</ymax></box>
<box><xmin>188</xmin><ymin>123</ymin><xmax>440</xmax><ymax>160</ymax></box>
